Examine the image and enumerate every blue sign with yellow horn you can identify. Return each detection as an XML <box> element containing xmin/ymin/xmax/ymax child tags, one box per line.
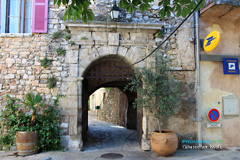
<box><xmin>204</xmin><ymin>31</ymin><xmax>220</xmax><ymax>52</ymax></box>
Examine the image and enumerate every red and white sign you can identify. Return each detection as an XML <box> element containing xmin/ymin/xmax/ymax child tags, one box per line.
<box><xmin>208</xmin><ymin>109</ymin><xmax>220</xmax><ymax>122</ymax></box>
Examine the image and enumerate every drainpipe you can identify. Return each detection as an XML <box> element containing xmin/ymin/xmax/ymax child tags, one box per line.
<box><xmin>194</xmin><ymin>10</ymin><xmax>202</xmax><ymax>147</ymax></box>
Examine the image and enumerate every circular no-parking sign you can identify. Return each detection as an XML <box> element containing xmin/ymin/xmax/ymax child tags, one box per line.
<box><xmin>208</xmin><ymin>109</ymin><xmax>220</xmax><ymax>122</ymax></box>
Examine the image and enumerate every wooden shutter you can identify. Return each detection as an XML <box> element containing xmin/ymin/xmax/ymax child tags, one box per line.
<box><xmin>32</xmin><ymin>0</ymin><xmax>48</xmax><ymax>33</ymax></box>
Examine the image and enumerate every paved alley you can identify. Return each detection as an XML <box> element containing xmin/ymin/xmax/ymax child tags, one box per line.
<box><xmin>84</xmin><ymin>111</ymin><xmax>139</xmax><ymax>152</ymax></box>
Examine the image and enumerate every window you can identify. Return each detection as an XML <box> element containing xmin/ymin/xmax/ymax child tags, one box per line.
<box><xmin>1</xmin><ymin>0</ymin><xmax>32</xmax><ymax>33</ymax></box>
<box><xmin>25</xmin><ymin>0</ymin><xmax>33</xmax><ymax>33</ymax></box>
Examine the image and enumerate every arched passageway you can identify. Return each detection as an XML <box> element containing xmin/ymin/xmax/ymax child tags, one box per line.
<box><xmin>88</xmin><ymin>87</ymin><xmax>137</xmax><ymax>129</ymax></box>
<box><xmin>82</xmin><ymin>56</ymin><xmax>142</xmax><ymax>150</ymax></box>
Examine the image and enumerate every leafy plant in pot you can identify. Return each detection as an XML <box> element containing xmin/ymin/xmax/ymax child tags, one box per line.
<box><xmin>0</xmin><ymin>93</ymin><xmax>41</xmax><ymax>155</ymax></box>
<box><xmin>125</xmin><ymin>52</ymin><xmax>183</xmax><ymax>157</ymax></box>
<box><xmin>16</xmin><ymin>92</ymin><xmax>43</xmax><ymax>155</ymax></box>
<box><xmin>0</xmin><ymin>92</ymin><xmax>62</xmax><ymax>155</ymax></box>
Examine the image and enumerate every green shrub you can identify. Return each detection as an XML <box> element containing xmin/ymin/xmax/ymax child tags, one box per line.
<box><xmin>51</xmin><ymin>31</ymin><xmax>64</xmax><ymax>39</ymax></box>
<box><xmin>156</xmin><ymin>29</ymin><xmax>164</xmax><ymax>38</ymax></box>
<box><xmin>124</xmin><ymin>51</ymin><xmax>183</xmax><ymax>132</ymax></box>
<box><xmin>64</xmin><ymin>34</ymin><xmax>71</xmax><ymax>40</ymax></box>
<box><xmin>40</xmin><ymin>56</ymin><xmax>53</xmax><ymax>68</ymax></box>
<box><xmin>47</xmin><ymin>77</ymin><xmax>57</xmax><ymax>89</ymax></box>
<box><xmin>0</xmin><ymin>96</ymin><xmax>31</xmax><ymax>150</ymax></box>
<box><xmin>68</xmin><ymin>41</ymin><xmax>76</xmax><ymax>45</ymax></box>
<box><xmin>0</xmin><ymin>94</ymin><xmax>63</xmax><ymax>151</ymax></box>
<box><xmin>81</xmin><ymin>36</ymin><xmax>88</xmax><ymax>40</ymax></box>
<box><xmin>65</xmin><ymin>28</ymin><xmax>71</xmax><ymax>33</ymax></box>
<box><xmin>56</xmin><ymin>48</ymin><xmax>66</xmax><ymax>56</ymax></box>
<box><xmin>36</xmin><ymin>100</ymin><xmax>61</xmax><ymax>151</ymax></box>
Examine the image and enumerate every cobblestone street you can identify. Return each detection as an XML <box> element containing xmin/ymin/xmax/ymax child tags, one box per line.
<box><xmin>84</xmin><ymin>111</ymin><xmax>139</xmax><ymax>152</ymax></box>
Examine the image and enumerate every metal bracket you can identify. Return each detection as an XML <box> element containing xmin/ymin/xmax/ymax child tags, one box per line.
<box><xmin>200</xmin><ymin>54</ymin><xmax>240</xmax><ymax>61</ymax></box>
<box><xmin>193</xmin><ymin>117</ymin><xmax>204</xmax><ymax>122</ymax></box>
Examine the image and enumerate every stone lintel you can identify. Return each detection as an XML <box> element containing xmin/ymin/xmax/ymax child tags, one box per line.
<box><xmin>67</xmin><ymin>40</ymin><xmax>155</xmax><ymax>47</ymax></box>
<box><xmin>65</xmin><ymin>22</ymin><xmax>163</xmax><ymax>31</ymax></box>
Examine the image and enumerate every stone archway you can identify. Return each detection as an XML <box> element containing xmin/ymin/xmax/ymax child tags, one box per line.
<box><xmin>63</xmin><ymin>23</ymin><xmax>161</xmax><ymax>151</ymax></box>
<box><xmin>81</xmin><ymin>55</ymin><xmax>142</xmax><ymax>149</ymax></box>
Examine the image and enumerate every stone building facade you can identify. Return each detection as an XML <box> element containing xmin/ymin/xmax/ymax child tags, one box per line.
<box><xmin>89</xmin><ymin>87</ymin><xmax>136</xmax><ymax>129</ymax></box>
<box><xmin>1</xmin><ymin>0</ymin><xmax>238</xmax><ymax>151</ymax></box>
<box><xmin>199</xmin><ymin>0</ymin><xmax>240</xmax><ymax>147</ymax></box>
<box><xmin>0</xmin><ymin>0</ymin><xmax>197</xmax><ymax>151</ymax></box>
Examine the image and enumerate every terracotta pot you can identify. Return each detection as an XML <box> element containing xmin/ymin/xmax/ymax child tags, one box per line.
<box><xmin>16</xmin><ymin>131</ymin><xmax>38</xmax><ymax>155</ymax></box>
<box><xmin>151</xmin><ymin>130</ymin><xmax>178</xmax><ymax>157</ymax></box>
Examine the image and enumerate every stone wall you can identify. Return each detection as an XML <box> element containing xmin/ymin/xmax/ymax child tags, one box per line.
<box><xmin>0</xmin><ymin>0</ymin><xmax>76</xmax><ymax>149</ymax></box>
<box><xmin>97</xmin><ymin>88</ymin><xmax>128</xmax><ymax>127</ymax></box>
<box><xmin>89</xmin><ymin>0</ymin><xmax>177</xmax><ymax>24</ymax></box>
<box><xmin>0</xmin><ymin>0</ymin><xmax>67</xmax><ymax>103</ymax></box>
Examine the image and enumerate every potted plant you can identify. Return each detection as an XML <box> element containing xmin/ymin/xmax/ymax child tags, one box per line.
<box><xmin>0</xmin><ymin>92</ymin><xmax>62</xmax><ymax>155</ymax></box>
<box><xmin>15</xmin><ymin>92</ymin><xmax>43</xmax><ymax>155</ymax></box>
<box><xmin>125</xmin><ymin>52</ymin><xmax>183</xmax><ymax>157</ymax></box>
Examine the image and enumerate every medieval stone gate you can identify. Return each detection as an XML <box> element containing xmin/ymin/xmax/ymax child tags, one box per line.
<box><xmin>81</xmin><ymin>56</ymin><xmax>140</xmax><ymax>147</ymax></box>
<box><xmin>57</xmin><ymin>22</ymin><xmax>197</xmax><ymax>151</ymax></box>
<box><xmin>58</xmin><ymin>22</ymin><xmax>174</xmax><ymax>150</ymax></box>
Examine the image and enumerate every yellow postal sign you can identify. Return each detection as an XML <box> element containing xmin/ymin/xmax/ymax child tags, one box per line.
<box><xmin>204</xmin><ymin>31</ymin><xmax>220</xmax><ymax>52</ymax></box>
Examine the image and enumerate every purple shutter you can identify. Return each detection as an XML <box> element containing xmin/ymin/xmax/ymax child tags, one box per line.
<box><xmin>32</xmin><ymin>0</ymin><xmax>48</xmax><ymax>33</ymax></box>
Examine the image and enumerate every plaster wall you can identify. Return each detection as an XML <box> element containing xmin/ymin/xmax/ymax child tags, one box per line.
<box><xmin>200</xmin><ymin>6</ymin><xmax>240</xmax><ymax>147</ymax></box>
<box><xmin>89</xmin><ymin>88</ymin><xmax>106</xmax><ymax>111</ymax></box>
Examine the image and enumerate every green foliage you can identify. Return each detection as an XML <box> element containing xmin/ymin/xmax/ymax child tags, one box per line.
<box><xmin>124</xmin><ymin>52</ymin><xmax>183</xmax><ymax>131</ymax></box>
<box><xmin>54</xmin><ymin>0</ymin><xmax>94</xmax><ymax>23</ymax></box>
<box><xmin>0</xmin><ymin>94</ymin><xmax>63</xmax><ymax>151</ymax></box>
<box><xmin>47</xmin><ymin>77</ymin><xmax>57</xmax><ymax>89</ymax></box>
<box><xmin>65</xmin><ymin>27</ymin><xmax>71</xmax><ymax>34</ymax></box>
<box><xmin>104</xmin><ymin>87</ymin><xmax>112</xmax><ymax>90</ymax></box>
<box><xmin>0</xmin><ymin>133</ymin><xmax>14</xmax><ymax>150</ymax></box>
<box><xmin>64</xmin><ymin>34</ymin><xmax>71</xmax><ymax>40</ymax></box>
<box><xmin>40</xmin><ymin>56</ymin><xmax>53</xmax><ymax>68</ymax></box>
<box><xmin>56</xmin><ymin>0</ymin><xmax>205</xmax><ymax>23</ymax></box>
<box><xmin>36</xmin><ymin>95</ymin><xmax>64</xmax><ymax>151</ymax></box>
<box><xmin>56</xmin><ymin>48</ymin><xmax>66</xmax><ymax>56</ymax></box>
<box><xmin>68</xmin><ymin>41</ymin><xmax>76</xmax><ymax>45</ymax></box>
<box><xmin>0</xmin><ymin>95</ymin><xmax>32</xmax><ymax>150</ymax></box>
<box><xmin>51</xmin><ymin>31</ymin><xmax>64</xmax><ymax>40</ymax></box>
<box><xmin>36</xmin><ymin>107</ymin><xmax>60</xmax><ymax>151</ymax></box>
<box><xmin>24</xmin><ymin>92</ymin><xmax>43</xmax><ymax>114</ymax></box>
<box><xmin>156</xmin><ymin>29</ymin><xmax>164</xmax><ymax>38</ymax></box>
<box><xmin>120</xmin><ymin>0</ymin><xmax>205</xmax><ymax>19</ymax></box>
<box><xmin>81</xmin><ymin>36</ymin><xmax>88</xmax><ymax>40</ymax></box>
<box><xmin>51</xmin><ymin>30</ymin><xmax>72</xmax><ymax>57</ymax></box>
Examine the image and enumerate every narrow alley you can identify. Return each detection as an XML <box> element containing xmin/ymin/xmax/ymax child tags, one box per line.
<box><xmin>84</xmin><ymin>111</ymin><xmax>139</xmax><ymax>152</ymax></box>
